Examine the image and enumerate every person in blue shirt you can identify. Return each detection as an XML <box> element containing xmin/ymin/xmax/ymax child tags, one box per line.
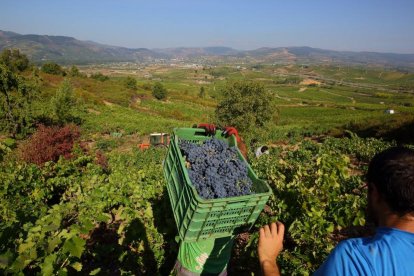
<box><xmin>258</xmin><ymin>147</ymin><xmax>414</xmax><ymax>276</ymax></box>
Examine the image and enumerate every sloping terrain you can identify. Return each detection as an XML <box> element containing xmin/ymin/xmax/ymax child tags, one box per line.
<box><xmin>1</xmin><ymin>30</ymin><xmax>414</xmax><ymax>69</ymax></box>
<box><xmin>0</xmin><ymin>30</ymin><xmax>163</xmax><ymax>64</ymax></box>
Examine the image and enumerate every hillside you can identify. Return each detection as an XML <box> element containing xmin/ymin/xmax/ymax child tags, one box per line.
<box><xmin>153</xmin><ymin>46</ymin><xmax>240</xmax><ymax>58</ymax></box>
<box><xmin>0</xmin><ymin>30</ymin><xmax>163</xmax><ymax>64</ymax></box>
<box><xmin>1</xmin><ymin>30</ymin><xmax>414</xmax><ymax>69</ymax></box>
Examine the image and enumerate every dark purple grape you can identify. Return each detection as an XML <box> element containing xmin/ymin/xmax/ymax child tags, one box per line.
<box><xmin>179</xmin><ymin>137</ymin><xmax>253</xmax><ymax>199</ymax></box>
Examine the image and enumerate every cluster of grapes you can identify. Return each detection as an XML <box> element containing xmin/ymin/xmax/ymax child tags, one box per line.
<box><xmin>179</xmin><ymin>138</ymin><xmax>253</xmax><ymax>199</ymax></box>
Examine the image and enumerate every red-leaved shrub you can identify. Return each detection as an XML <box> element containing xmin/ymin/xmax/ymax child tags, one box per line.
<box><xmin>20</xmin><ymin>124</ymin><xmax>80</xmax><ymax>165</ymax></box>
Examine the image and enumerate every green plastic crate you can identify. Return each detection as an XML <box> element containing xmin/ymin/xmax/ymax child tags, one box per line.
<box><xmin>163</xmin><ymin>127</ymin><xmax>272</xmax><ymax>242</ymax></box>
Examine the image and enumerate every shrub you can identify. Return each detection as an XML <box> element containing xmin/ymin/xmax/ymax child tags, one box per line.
<box><xmin>215</xmin><ymin>81</ymin><xmax>279</xmax><ymax>132</ymax></box>
<box><xmin>152</xmin><ymin>82</ymin><xmax>167</xmax><ymax>100</ymax></box>
<box><xmin>199</xmin><ymin>86</ymin><xmax>206</xmax><ymax>98</ymax></box>
<box><xmin>0</xmin><ymin>49</ymin><xmax>30</xmax><ymax>72</ymax></box>
<box><xmin>90</xmin><ymin>72</ymin><xmax>109</xmax><ymax>82</ymax></box>
<box><xmin>0</xmin><ymin>63</ymin><xmax>38</xmax><ymax>138</ymax></box>
<box><xmin>20</xmin><ymin>124</ymin><xmax>80</xmax><ymax>165</ymax></box>
<box><xmin>51</xmin><ymin>79</ymin><xmax>76</xmax><ymax>124</ymax></box>
<box><xmin>68</xmin><ymin>65</ymin><xmax>84</xmax><ymax>77</ymax></box>
<box><xmin>124</xmin><ymin>76</ymin><xmax>137</xmax><ymax>90</ymax></box>
<box><xmin>41</xmin><ymin>62</ymin><xmax>66</xmax><ymax>76</ymax></box>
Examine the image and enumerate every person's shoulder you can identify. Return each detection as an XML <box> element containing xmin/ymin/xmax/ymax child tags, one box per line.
<box><xmin>313</xmin><ymin>238</ymin><xmax>372</xmax><ymax>276</ymax></box>
<box><xmin>359</xmin><ymin>227</ymin><xmax>414</xmax><ymax>249</ymax></box>
<box><xmin>315</xmin><ymin>229</ymin><xmax>414</xmax><ymax>276</ymax></box>
<box><xmin>377</xmin><ymin>227</ymin><xmax>414</xmax><ymax>239</ymax></box>
<box><xmin>325</xmin><ymin>237</ymin><xmax>368</xmax><ymax>261</ymax></box>
<box><xmin>370</xmin><ymin>227</ymin><xmax>414</xmax><ymax>252</ymax></box>
<box><xmin>335</xmin><ymin>236</ymin><xmax>366</xmax><ymax>251</ymax></box>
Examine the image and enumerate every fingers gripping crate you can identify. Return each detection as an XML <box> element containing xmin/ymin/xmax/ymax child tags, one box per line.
<box><xmin>163</xmin><ymin>128</ymin><xmax>272</xmax><ymax>242</ymax></box>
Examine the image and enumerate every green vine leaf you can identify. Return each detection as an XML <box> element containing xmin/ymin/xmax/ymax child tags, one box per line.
<box><xmin>62</xmin><ymin>236</ymin><xmax>86</xmax><ymax>258</ymax></box>
<box><xmin>40</xmin><ymin>254</ymin><xmax>57</xmax><ymax>276</ymax></box>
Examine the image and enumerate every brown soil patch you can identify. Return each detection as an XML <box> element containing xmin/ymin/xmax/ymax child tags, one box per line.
<box><xmin>195</xmin><ymin>80</ymin><xmax>211</xmax><ymax>84</ymax></box>
<box><xmin>87</xmin><ymin>108</ymin><xmax>101</xmax><ymax>115</ymax></box>
<box><xmin>103</xmin><ymin>100</ymin><xmax>114</xmax><ymax>107</ymax></box>
<box><xmin>300</xmin><ymin>79</ymin><xmax>321</xmax><ymax>86</ymax></box>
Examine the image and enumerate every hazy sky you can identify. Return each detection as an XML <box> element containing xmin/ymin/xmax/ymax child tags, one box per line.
<box><xmin>1</xmin><ymin>0</ymin><xmax>413</xmax><ymax>53</ymax></box>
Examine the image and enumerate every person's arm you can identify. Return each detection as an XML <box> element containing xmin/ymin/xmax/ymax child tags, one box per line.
<box><xmin>222</xmin><ymin>126</ymin><xmax>248</xmax><ymax>160</ymax></box>
<box><xmin>195</xmin><ymin>123</ymin><xmax>217</xmax><ymax>136</ymax></box>
<box><xmin>258</xmin><ymin>222</ymin><xmax>285</xmax><ymax>276</ymax></box>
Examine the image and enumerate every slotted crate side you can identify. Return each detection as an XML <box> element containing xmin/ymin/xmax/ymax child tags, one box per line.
<box><xmin>163</xmin><ymin>127</ymin><xmax>272</xmax><ymax>242</ymax></box>
<box><xmin>164</xmin><ymin>141</ymin><xmax>195</xmax><ymax>235</ymax></box>
<box><xmin>179</xmin><ymin>192</ymin><xmax>270</xmax><ymax>241</ymax></box>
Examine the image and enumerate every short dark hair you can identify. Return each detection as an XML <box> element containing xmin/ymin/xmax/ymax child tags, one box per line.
<box><xmin>367</xmin><ymin>147</ymin><xmax>414</xmax><ymax>215</ymax></box>
<box><xmin>261</xmin><ymin>146</ymin><xmax>269</xmax><ymax>153</ymax></box>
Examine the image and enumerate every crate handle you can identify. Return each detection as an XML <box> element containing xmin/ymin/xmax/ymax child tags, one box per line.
<box><xmin>193</xmin><ymin>128</ymin><xmax>211</xmax><ymax>137</ymax></box>
<box><xmin>226</xmin><ymin>200</ymin><xmax>247</xmax><ymax>207</ymax></box>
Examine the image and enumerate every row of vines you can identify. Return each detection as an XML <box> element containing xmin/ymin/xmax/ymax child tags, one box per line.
<box><xmin>241</xmin><ymin>135</ymin><xmax>393</xmax><ymax>275</ymax></box>
<box><xmin>0</xmin><ymin>133</ymin><xmax>395</xmax><ymax>275</ymax></box>
<box><xmin>0</xmin><ymin>145</ymin><xmax>177</xmax><ymax>275</ymax></box>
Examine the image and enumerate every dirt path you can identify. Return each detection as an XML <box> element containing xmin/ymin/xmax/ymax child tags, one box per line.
<box><xmin>274</xmin><ymin>93</ymin><xmax>291</xmax><ymax>101</ymax></box>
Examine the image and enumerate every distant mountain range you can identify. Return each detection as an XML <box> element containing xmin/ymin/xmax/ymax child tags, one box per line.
<box><xmin>0</xmin><ymin>30</ymin><xmax>163</xmax><ymax>63</ymax></box>
<box><xmin>1</xmin><ymin>30</ymin><xmax>414</xmax><ymax>68</ymax></box>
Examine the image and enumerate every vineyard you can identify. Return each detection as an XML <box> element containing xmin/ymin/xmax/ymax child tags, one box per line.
<box><xmin>0</xmin><ymin>132</ymin><xmax>401</xmax><ymax>275</ymax></box>
<box><xmin>1</xmin><ymin>54</ymin><xmax>414</xmax><ymax>275</ymax></box>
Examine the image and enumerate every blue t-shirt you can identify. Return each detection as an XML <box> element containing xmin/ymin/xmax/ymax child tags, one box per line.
<box><xmin>314</xmin><ymin>227</ymin><xmax>414</xmax><ymax>276</ymax></box>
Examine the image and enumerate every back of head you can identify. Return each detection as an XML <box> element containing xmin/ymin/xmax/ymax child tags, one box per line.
<box><xmin>261</xmin><ymin>146</ymin><xmax>269</xmax><ymax>153</ymax></box>
<box><xmin>367</xmin><ymin>147</ymin><xmax>414</xmax><ymax>215</ymax></box>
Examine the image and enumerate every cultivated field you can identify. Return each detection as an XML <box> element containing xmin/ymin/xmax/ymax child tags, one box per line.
<box><xmin>1</xmin><ymin>61</ymin><xmax>413</xmax><ymax>275</ymax></box>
